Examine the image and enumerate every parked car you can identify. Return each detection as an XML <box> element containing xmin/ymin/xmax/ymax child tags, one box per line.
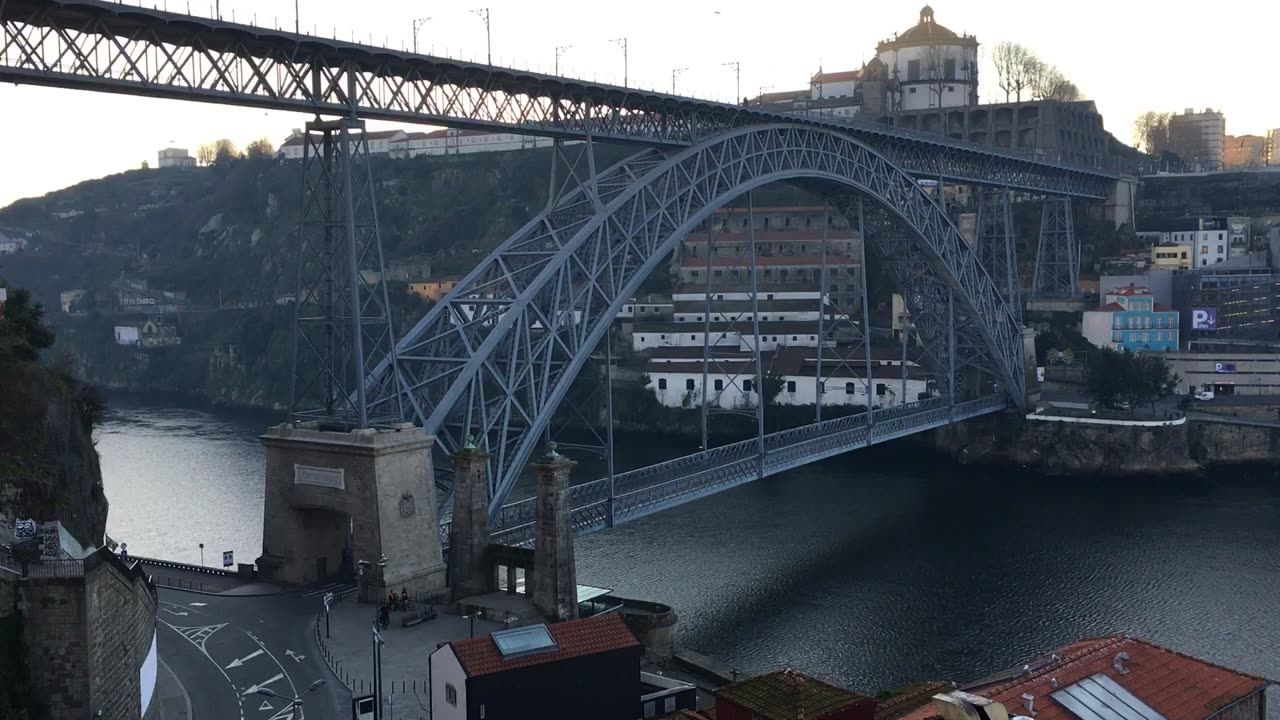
<box><xmin>1194</xmin><ymin>388</ymin><xmax>1215</xmax><ymax>401</ymax></box>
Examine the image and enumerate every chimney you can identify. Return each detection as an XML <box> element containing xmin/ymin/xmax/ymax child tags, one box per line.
<box><xmin>1114</xmin><ymin>652</ymin><xmax>1131</xmax><ymax>674</ymax></box>
<box><xmin>1021</xmin><ymin>694</ymin><xmax>1036</xmax><ymax>716</ymax></box>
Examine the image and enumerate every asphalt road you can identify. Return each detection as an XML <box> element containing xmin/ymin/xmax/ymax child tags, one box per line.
<box><xmin>157</xmin><ymin>588</ymin><xmax>352</xmax><ymax>720</ymax></box>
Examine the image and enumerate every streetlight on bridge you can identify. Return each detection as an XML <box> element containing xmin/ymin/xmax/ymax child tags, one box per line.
<box><xmin>671</xmin><ymin>67</ymin><xmax>689</xmax><ymax>95</ymax></box>
<box><xmin>555</xmin><ymin>45</ymin><xmax>573</xmax><ymax>75</ymax></box>
<box><xmin>256</xmin><ymin>678</ymin><xmax>326</xmax><ymax>717</ymax></box>
<box><xmin>610</xmin><ymin>37</ymin><xmax>628</xmax><ymax>87</ymax></box>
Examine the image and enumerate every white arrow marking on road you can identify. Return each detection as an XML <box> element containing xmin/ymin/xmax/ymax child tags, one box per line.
<box><xmin>225</xmin><ymin>648</ymin><xmax>265</xmax><ymax>670</ymax></box>
<box><xmin>285</xmin><ymin>649</ymin><xmax>305</xmax><ymax>663</ymax></box>
<box><xmin>258</xmin><ymin>700</ymin><xmax>274</xmax><ymax>711</ymax></box>
<box><xmin>188</xmin><ymin>602</ymin><xmax>208</xmax><ymax>607</ymax></box>
<box><xmin>162</xmin><ymin>608</ymin><xmax>189</xmax><ymax>617</ymax></box>
<box><xmin>241</xmin><ymin>673</ymin><xmax>284</xmax><ymax>697</ymax></box>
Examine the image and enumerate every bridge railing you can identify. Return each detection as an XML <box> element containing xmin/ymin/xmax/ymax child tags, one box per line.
<box><xmin>479</xmin><ymin>395</ymin><xmax>1009</xmax><ymax>547</ymax></box>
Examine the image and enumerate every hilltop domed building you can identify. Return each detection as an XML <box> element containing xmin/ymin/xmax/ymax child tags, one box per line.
<box><xmin>874</xmin><ymin>5</ymin><xmax>979</xmax><ymax>111</ymax></box>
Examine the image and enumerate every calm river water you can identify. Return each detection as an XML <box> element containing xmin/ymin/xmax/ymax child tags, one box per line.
<box><xmin>96</xmin><ymin>396</ymin><xmax>1280</xmax><ymax>698</ymax></box>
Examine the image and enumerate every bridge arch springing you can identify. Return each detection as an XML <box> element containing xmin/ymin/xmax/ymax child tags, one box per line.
<box><xmin>381</xmin><ymin>123</ymin><xmax>1026</xmax><ymax>518</ymax></box>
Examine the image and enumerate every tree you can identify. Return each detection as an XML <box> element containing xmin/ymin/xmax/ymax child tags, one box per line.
<box><xmin>1086</xmin><ymin>348</ymin><xmax>1180</xmax><ymax>412</ymax></box>
<box><xmin>1132</xmin><ymin>111</ymin><xmax>1173</xmax><ymax>154</ymax></box>
<box><xmin>1029</xmin><ymin>61</ymin><xmax>1082</xmax><ymax>102</ymax></box>
<box><xmin>992</xmin><ymin>41</ymin><xmax>1037</xmax><ymax>102</ymax></box>
<box><xmin>213</xmin><ymin>138</ymin><xmax>239</xmax><ymax>164</ymax></box>
<box><xmin>923</xmin><ymin>45</ymin><xmax>959</xmax><ymax>110</ymax></box>
<box><xmin>0</xmin><ymin>286</ymin><xmax>55</xmax><ymax>365</ymax></box>
<box><xmin>140</xmin><ymin>160</ymin><xmax>150</xmax><ymax>170</ymax></box>
<box><xmin>196</xmin><ymin>143</ymin><xmax>216</xmax><ymax>166</ymax></box>
<box><xmin>245</xmin><ymin>137</ymin><xmax>275</xmax><ymax>160</ymax></box>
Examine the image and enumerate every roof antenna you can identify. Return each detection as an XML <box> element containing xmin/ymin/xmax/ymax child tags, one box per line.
<box><xmin>1113</xmin><ymin>652</ymin><xmax>1130</xmax><ymax>674</ymax></box>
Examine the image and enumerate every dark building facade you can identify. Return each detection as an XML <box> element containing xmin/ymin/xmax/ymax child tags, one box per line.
<box><xmin>1173</xmin><ymin>266</ymin><xmax>1279</xmax><ymax>345</ymax></box>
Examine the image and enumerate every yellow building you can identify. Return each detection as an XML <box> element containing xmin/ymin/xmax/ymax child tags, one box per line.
<box><xmin>408</xmin><ymin>277</ymin><xmax>461</xmax><ymax>301</ymax></box>
<box><xmin>1151</xmin><ymin>243</ymin><xmax>1192</xmax><ymax>270</ymax></box>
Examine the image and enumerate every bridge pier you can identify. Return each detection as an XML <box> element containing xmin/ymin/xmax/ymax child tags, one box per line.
<box><xmin>448</xmin><ymin>442</ymin><xmax>491</xmax><ymax>601</ymax></box>
<box><xmin>256</xmin><ymin>424</ymin><xmax>446</xmax><ymax>597</ymax></box>
<box><xmin>531</xmin><ymin>446</ymin><xmax>579</xmax><ymax>622</ymax></box>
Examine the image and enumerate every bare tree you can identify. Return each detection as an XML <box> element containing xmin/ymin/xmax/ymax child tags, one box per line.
<box><xmin>245</xmin><ymin>137</ymin><xmax>275</xmax><ymax>159</ymax></box>
<box><xmin>196</xmin><ymin>144</ymin><xmax>216</xmax><ymax>166</ymax></box>
<box><xmin>923</xmin><ymin>45</ymin><xmax>959</xmax><ymax>109</ymax></box>
<box><xmin>1132</xmin><ymin>111</ymin><xmax>1173</xmax><ymax>154</ymax></box>
<box><xmin>1030</xmin><ymin>63</ymin><xmax>1082</xmax><ymax>101</ymax></box>
<box><xmin>993</xmin><ymin>41</ymin><xmax>1036</xmax><ymax>102</ymax></box>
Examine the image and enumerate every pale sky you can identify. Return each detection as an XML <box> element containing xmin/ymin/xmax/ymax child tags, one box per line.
<box><xmin>1</xmin><ymin>0</ymin><xmax>1276</xmax><ymax>209</ymax></box>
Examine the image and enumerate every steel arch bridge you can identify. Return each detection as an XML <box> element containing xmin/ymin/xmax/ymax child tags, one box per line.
<box><xmin>377</xmin><ymin>124</ymin><xmax>1028</xmax><ymax>533</ymax></box>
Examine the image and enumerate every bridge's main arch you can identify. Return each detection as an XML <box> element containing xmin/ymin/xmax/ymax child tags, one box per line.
<box><xmin>376</xmin><ymin>124</ymin><xmax>1027</xmax><ymax>517</ymax></box>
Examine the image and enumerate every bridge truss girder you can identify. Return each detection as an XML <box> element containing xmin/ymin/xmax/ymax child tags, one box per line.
<box><xmin>0</xmin><ymin>0</ymin><xmax>1115</xmax><ymax>197</ymax></box>
<box><xmin>382</xmin><ymin>124</ymin><xmax>1027</xmax><ymax>519</ymax></box>
<box><xmin>1031</xmin><ymin>197</ymin><xmax>1080</xmax><ymax>299</ymax></box>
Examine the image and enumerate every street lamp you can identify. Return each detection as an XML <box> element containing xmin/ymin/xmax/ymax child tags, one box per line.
<box><xmin>555</xmin><ymin>45</ymin><xmax>572</xmax><ymax>75</ymax></box>
<box><xmin>198</xmin><ymin>543</ymin><xmax>204</xmax><ymax>567</ymax></box>
<box><xmin>470</xmin><ymin>8</ymin><xmax>491</xmax><ymax>64</ymax></box>
<box><xmin>370</xmin><ymin>622</ymin><xmax>387</xmax><ymax>720</ymax></box>
<box><xmin>411</xmin><ymin>17</ymin><xmax>430</xmax><ymax>53</ymax></box>
<box><xmin>256</xmin><ymin>679</ymin><xmax>325</xmax><ymax>716</ymax></box>
<box><xmin>672</xmin><ymin>67</ymin><xmax>689</xmax><ymax>95</ymax></box>
<box><xmin>610</xmin><ymin>37</ymin><xmax>628</xmax><ymax>87</ymax></box>
<box><xmin>723</xmin><ymin>61</ymin><xmax>740</xmax><ymax>104</ymax></box>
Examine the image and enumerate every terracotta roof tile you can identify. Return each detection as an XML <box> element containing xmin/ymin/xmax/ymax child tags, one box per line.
<box><xmin>876</xmin><ymin>682</ymin><xmax>956</xmax><ymax>720</ymax></box>
<box><xmin>717</xmin><ymin>669</ymin><xmax>873</xmax><ymax>720</ymax></box>
<box><xmin>449</xmin><ymin>613</ymin><xmax>639</xmax><ymax>678</ymax></box>
<box><xmin>964</xmin><ymin>635</ymin><xmax>1268</xmax><ymax>720</ymax></box>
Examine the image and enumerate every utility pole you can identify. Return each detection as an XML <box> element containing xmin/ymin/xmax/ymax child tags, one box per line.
<box><xmin>611</xmin><ymin>37</ymin><xmax>628</xmax><ymax>86</ymax></box>
<box><xmin>294</xmin><ymin>0</ymin><xmax>299</xmax><ymax>33</ymax></box>
<box><xmin>672</xmin><ymin>67</ymin><xmax>688</xmax><ymax>95</ymax></box>
<box><xmin>471</xmin><ymin>8</ymin><xmax>491</xmax><ymax>64</ymax></box>
<box><xmin>723</xmin><ymin>61</ymin><xmax>740</xmax><ymax>104</ymax></box>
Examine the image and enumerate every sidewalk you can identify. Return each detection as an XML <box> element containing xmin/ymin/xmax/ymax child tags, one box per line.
<box><xmin>151</xmin><ymin>657</ymin><xmax>191</xmax><ymax>720</ymax></box>
<box><xmin>317</xmin><ymin>595</ymin><xmax>503</xmax><ymax>697</ymax></box>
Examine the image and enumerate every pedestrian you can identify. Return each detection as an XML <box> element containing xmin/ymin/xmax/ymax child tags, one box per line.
<box><xmin>400</xmin><ymin>588</ymin><xmax>408</xmax><ymax>608</ymax></box>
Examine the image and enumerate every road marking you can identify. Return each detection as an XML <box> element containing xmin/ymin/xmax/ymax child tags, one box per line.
<box><xmin>241</xmin><ymin>673</ymin><xmax>284</xmax><ymax>697</ymax></box>
<box><xmin>226</xmin><ymin>648</ymin><xmax>265</xmax><ymax>669</ymax></box>
<box><xmin>168</xmin><ymin>623</ymin><xmax>227</xmax><ymax>655</ymax></box>
<box><xmin>189</xmin><ymin>602</ymin><xmax>208</xmax><ymax>607</ymax></box>
<box><xmin>285</xmin><ymin>649</ymin><xmax>305</xmax><ymax>663</ymax></box>
<box><xmin>162</xmin><ymin>607</ymin><xmax>190</xmax><ymax>617</ymax></box>
<box><xmin>258</xmin><ymin>700</ymin><xmax>274</xmax><ymax>711</ymax></box>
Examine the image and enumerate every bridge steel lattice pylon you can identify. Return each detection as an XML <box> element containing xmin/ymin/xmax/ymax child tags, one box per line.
<box><xmin>375</xmin><ymin>124</ymin><xmax>1027</xmax><ymax>521</ymax></box>
<box><xmin>975</xmin><ymin>188</ymin><xmax>1021</xmax><ymax>323</ymax></box>
<box><xmin>289</xmin><ymin>117</ymin><xmax>402</xmax><ymax>429</ymax></box>
<box><xmin>1031</xmin><ymin>197</ymin><xmax>1079</xmax><ymax>299</ymax></box>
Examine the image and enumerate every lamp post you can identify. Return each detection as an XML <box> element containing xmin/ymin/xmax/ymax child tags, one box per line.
<box><xmin>610</xmin><ymin>37</ymin><xmax>628</xmax><ymax>86</ymax></box>
<box><xmin>470</xmin><ymin>8</ymin><xmax>491</xmax><ymax>64</ymax></box>
<box><xmin>463</xmin><ymin>612</ymin><xmax>477</xmax><ymax>638</ymax></box>
<box><xmin>256</xmin><ymin>679</ymin><xmax>325</xmax><ymax>718</ymax></box>
<box><xmin>555</xmin><ymin>45</ymin><xmax>572</xmax><ymax>75</ymax></box>
<box><xmin>672</xmin><ymin>67</ymin><xmax>689</xmax><ymax>95</ymax></box>
<box><xmin>411</xmin><ymin>17</ymin><xmax>429</xmax><ymax>53</ymax></box>
<box><xmin>293</xmin><ymin>0</ymin><xmax>299</xmax><ymax>33</ymax></box>
<box><xmin>723</xmin><ymin>61</ymin><xmax>740</xmax><ymax>104</ymax></box>
<box><xmin>371</xmin><ymin>623</ymin><xmax>386</xmax><ymax>720</ymax></box>
<box><xmin>198</xmin><ymin>543</ymin><xmax>204</xmax><ymax>567</ymax></box>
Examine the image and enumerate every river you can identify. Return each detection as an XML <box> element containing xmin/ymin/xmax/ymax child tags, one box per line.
<box><xmin>96</xmin><ymin>396</ymin><xmax>1280</xmax><ymax>699</ymax></box>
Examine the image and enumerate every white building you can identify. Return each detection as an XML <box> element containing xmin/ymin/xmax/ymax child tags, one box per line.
<box><xmin>157</xmin><ymin>147</ymin><xmax>196</xmax><ymax>168</ymax></box>
<box><xmin>0</xmin><ymin>233</ymin><xmax>28</xmax><ymax>254</ymax></box>
<box><xmin>114</xmin><ymin>324</ymin><xmax>141</xmax><ymax>345</ymax></box>
<box><xmin>875</xmin><ymin>6</ymin><xmax>979</xmax><ymax>111</ymax></box>
<box><xmin>391</xmin><ymin>128</ymin><xmax>552</xmax><ymax>158</ymax></box>
<box><xmin>277</xmin><ymin>129</ymin><xmax>407</xmax><ymax>159</ymax></box>
<box><xmin>60</xmin><ymin>289</ymin><xmax>86</xmax><ymax>314</ymax></box>
<box><xmin>632</xmin><ymin>321</ymin><xmax>825</xmax><ymax>353</ymax></box>
<box><xmin>1147</xmin><ymin>217</ymin><xmax>1231</xmax><ymax>268</ymax></box>
<box><xmin>644</xmin><ymin>347</ymin><xmax>932</xmax><ymax>410</ymax></box>
<box><xmin>616</xmin><ymin>295</ymin><xmax>673</xmax><ymax>320</ymax></box>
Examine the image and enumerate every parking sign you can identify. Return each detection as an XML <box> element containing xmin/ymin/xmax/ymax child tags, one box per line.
<box><xmin>222</xmin><ymin>550</ymin><xmax>234</xmax><ymax>567</ymax></box>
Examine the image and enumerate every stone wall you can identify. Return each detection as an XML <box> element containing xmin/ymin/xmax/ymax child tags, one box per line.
<box><xmin>18</xmin><ymin>550</ymin><xmax>157</xmax><ymax>720</ymax></box>
<box><xmin>86</xmin><ymin>551</ymin><xmax>158</xmax><ymax>719</ymax></box>
<box><xmin>931</xmin><ymin>411</ymin><xmax>1280</xmax><ymax>473</ymax></box>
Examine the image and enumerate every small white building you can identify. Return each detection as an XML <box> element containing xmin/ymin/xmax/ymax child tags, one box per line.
<box><xmin>114</xmin><ymin>324</ymin><xmax>142</xmax><ymax>346</ymax></box>
<box><xmin>645</xmin><ymin>347</ymin><xmax>933</xmax><ymax>410</ymax></box>
<box><xmin>60</xmin><ymin>289</ymin><xmax>86</xmax><ymax>314</ymax></box>
<box><xmin>632</xmin><ymin>321</ymin><xmax>825</xmax><ymax>353</ymax></box>
<box><xmin>1146</xmin><ymin>217</ymin><xmax>1231</xmax><ymax>268</ymax></box>
<box><xmin>0</xmin><ymin>233</ymin><xmax>28</xmax><ymax>254</ymax></box>
<box><xmin>157</xmin><ymin>147</ymin><xmax>196</xmax><ymax>168</ymax></box>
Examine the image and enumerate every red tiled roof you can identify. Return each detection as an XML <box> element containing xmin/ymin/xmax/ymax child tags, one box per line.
<box><xmin>937</xmin><ymin>636</ymin><xmax>1268</xmax><ymax>720</ymax></box>
<box><xmin>1110</xmin><ymin>285</ymin><xmax>1152</xmax><ymax>296</ymax></box>
<box><xmin>1154</xmin><ymin>303</ymin><xmax>1177</xmax><ymax>312</ymax></box>
<box><xmin>718</xmin><ymin>669</ymin><xmax>873</xmax><ymax>720</ymax></box>
<box><xmin>685</xmin><ymin>231</ymin><xmax>859</xmax><ymax>243</ymax></box>
<box><xmin>1093</xmin><ymin>302</ymin><xmax>1126</xmax><ymax>312</ymax></box>
<box><xmin>449</xmin><ymin>614</ymin><xmax>639</xmax><ymax>678</ymax></box>
<box><xmin>812</xmin><ymin>69</ymin><xmax>863</xmax><ymax>84</ymax></box>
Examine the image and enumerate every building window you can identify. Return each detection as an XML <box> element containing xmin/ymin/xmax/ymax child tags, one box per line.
<box><xmin>446</xmin><ymin>684</ymin><xmax>458</xmax><ymax>706</ymax></box>
<box><xmin>658</xmin><ymin>378</ymin><xmax>667</xmax><ymax>390</ymax></box>
<box><xmin>714</xmin><ymin>379</ymin><xmax>724</xmax><ymax>391</ymax></box>
<box><xmin>744</xmin><ymin>380</ymin><xmax>754</xmax><ymax>392</ymax></box>
<box><xmin>908</xmin><ymin>59</ymin><xmax>921</xmax><ymax>81</ymax></box>
<box><xmin>944</xmin><ymin>58</ymin><xmax>956</xmax><ymax>79</ymax></box>
<box><xmin>690</xmin><ymin>335</ymin><xmax>696</xmax><ymax>341</ymax></box>
<box><xmin>787</xmin><ymin>380</ymin><xmax>797</xmax><ymax>393</ymax></box>
<box><xmin>908</xmin><ymin>87</ymin><xmax>918</xmax><ymax>94</ymax></box>
<box><xmin>876</xmin><ymin>383</ymin><xmax>887</xmax><ymax>396</ymax></box>
<box><xmin>791</xmin><ymin>336</ymin><xmax>798</xmax><ymax>341</ymax></box>
<box><xmin>818</xmin><ymin>381</ymin><xmax>826</xmax><ymax>393</ymax></box>
<box><xmin>845</xmin><ymin>382</ymin><xmax>856</xmax><ymax>395</ymax></box>
<box><xmin>686</xmin><ymin>378</ymin><xmax>696</xmax><ymax>391</ymax></box>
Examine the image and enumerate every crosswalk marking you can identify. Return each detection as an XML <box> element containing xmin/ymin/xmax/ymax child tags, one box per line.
<box><xmin>299</xmin><ymin>581</ymin><xmax>354</xmax><ymax>598</ymax></box>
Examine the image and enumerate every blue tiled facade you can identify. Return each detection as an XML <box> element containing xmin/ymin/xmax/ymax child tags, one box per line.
<box><xmin>1106</xmin><ymin>295</ymin><xmax>1179</xmax><ymax>352</ymax></box>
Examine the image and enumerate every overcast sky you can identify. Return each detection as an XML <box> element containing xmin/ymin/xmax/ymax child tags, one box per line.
<box><xmin>1</xmin><ymin>0</ymin><xmax>1275</xmax><ymax>209</ymax></box>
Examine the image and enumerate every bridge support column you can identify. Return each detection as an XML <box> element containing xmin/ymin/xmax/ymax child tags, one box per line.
<box><xmin>1031</xmin><ymin>196</ymin><xmax>1079</xmax><ymax>300</ymax></box>
<box><xmin>1022</xmin><ymin>327</ymin><xmax>1042</xmax><ymax>408</ymax></box>
<box><xmin>530</xmin><ymin>446</ymin><xmax>578</xmax><ymax>622</ymax></box>
<box><xmin>449</xmin><ymin>442</ymin><xmax>491</xmax><ymax>601</ymax></box>
<box><xmin>256</xmin><ymin>424</ymin><xmax>446</xmax><ymax>597</ymax></box>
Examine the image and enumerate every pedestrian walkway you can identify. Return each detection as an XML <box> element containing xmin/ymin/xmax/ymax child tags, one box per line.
<box><xmin>150</xmin><ymin>657</ymin><xmax>191</xmax><ymax>720</ymax></box>
<box><xmin>317</xmin><ymin>593</ymin><xmax>503</xmax><ymax>699</ymax></box>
